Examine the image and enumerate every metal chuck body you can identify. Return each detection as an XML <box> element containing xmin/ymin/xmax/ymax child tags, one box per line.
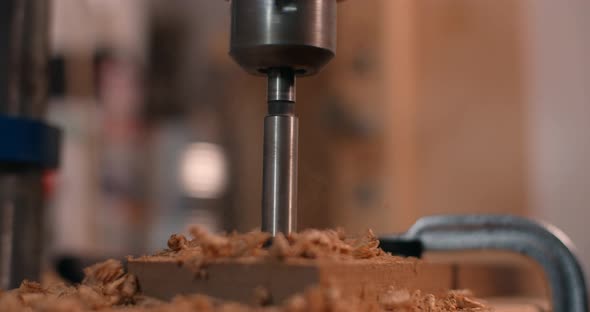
<box><xmin>262</xmin><ymin>68</ymin><xmax>298</xmax><ymax>236</ymax></box>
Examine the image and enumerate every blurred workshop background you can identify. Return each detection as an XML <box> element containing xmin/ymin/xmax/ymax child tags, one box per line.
<box><xmin>45</xmin><ymin>0</ymin><xmax>589</xmax><ymax>293</ymax></box>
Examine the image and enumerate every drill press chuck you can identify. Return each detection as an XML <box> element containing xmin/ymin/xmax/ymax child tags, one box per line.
<box><xmin>229</xmin><ymin>0</ymin><xmax>339</xmax><ymax>235</ymax></box>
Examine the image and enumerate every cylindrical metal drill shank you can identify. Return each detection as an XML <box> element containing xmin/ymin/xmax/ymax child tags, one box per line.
<box><xmin>230</xmin><ymin>0</ymin><xmax>337</xmax><ymax>76</ymax></box>
<box><xmin>262</xmin><ymin>116</ymin><xmax>298</xmax><ymax>235</ymax></box>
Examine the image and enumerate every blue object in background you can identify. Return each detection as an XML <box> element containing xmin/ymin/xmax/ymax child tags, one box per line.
<box><xmin>0</xmin><ymin>115</ymin><xmax>61</xmax><ymax>169</ymax></box>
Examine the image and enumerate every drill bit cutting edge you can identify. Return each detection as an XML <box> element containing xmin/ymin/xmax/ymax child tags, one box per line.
<box><xmin>229</xmin><ymin>0</ymin><xmax>338</xmax><ymax>235</ymax></box>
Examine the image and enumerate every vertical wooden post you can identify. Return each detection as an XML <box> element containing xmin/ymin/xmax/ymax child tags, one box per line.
<box><xmin>382</xmin><ymin>0</ymin><xmax>419</xmax><ymax>230</ymax></box>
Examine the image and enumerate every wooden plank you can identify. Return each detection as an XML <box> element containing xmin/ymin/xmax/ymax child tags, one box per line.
<box><xmin>489</xmin><ymin>297</ymin><xmax>549</xmax><ymax>312</ymax></box>
<box><xmin>128</xmin><ymin>258</ymin><xmax>453</xmax><ymax>305</ymax></box>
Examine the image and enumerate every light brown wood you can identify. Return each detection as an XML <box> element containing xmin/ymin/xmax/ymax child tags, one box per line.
<box><xmin>488</xmin><ymin>297</ymin><xmax>549</xmax><ymax>312</ymax></box>
<box><xmin>128</xmin><ymin>258</ymin><xmax>453</xmax><ymax>305</ymax></box>
<box><xmin>381</xmin><ymin>0</ymin><xmax>420</xmax><ymax>231</ymax></box>
<box><xmin>413</xmin><ymin>0</ymin><xmax>528</xmax><ymax>218</ymax></box>
<box><xmin>299</xmin><ymin>0</ymin><xmax>529</xmax><ymax>233</ymax></box>
<box><xmin>425</xmin><ymin>251</ymin><xmax>548</xmax><ymax>298</ymax></box>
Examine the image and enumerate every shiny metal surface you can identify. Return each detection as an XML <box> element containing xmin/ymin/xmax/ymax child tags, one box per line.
<box><xmin>230</xmin><ymin>0</ymin><xmax>337</xmax><ymax>76</ymax></box>
<box><xmin>380</xmin><ymin>215</ymin><xmax>588</xmax><ymax>312</ymax></box>
<box><xmin>0</xmin><ymin>0</ymin><xmax>49</xmax><ymax>118</ymax></box>
<box><xmin>262</xmin><ymin>69</ymin><xmax>297</xmax><ymax>234</ymax></box>
<box><xmin>267</xmin><ymin>68</ymin><xmax>295</xmax><ymax>115</ymax></box>
<box><xmin>228</xmin><ymin>0</ymin><xmax>338</xmax><ymax>235</ymax></box>
<box><xmin>0</xmin><ymin>172</ymin><xmax>44</xmax><ymax>289</ymax></box>
<box><xmin>0</xmin><ymin>0</ymin><xmax>50</xmax><ymax>289</ymax></box>
<box><xmin>267</xmin><ymin>68</ymin><xmax>295</xmax><ymax>103</ymax></box>
<box><xmin>262</xmin><ymin>116</ymin><xmax>298</xmax><ymax>235</ymax></box>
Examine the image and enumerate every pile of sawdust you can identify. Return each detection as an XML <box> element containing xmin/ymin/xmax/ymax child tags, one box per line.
<box><xmin>133</xmin><ymin>226</ymin><xmax>391</xmax><ymax>270</ymax></box>
<box><xmin>377</xmin><ymin>288</ymin><xmax>490</xmax><ymax>312</ymax></box>
<box><xmin>0</xmin><ymin>270</ymin><xmax>490</xmax><ymax>311</ymax></box>
<box><xmin>268</xmin><ymin>228</ymin><xmax>386</xmax><ymax>260</ymax></box>
<box><xmin>123</xmin><ymin>287</ymin><xmax>490</xmax><ymax>312</ymax></box>
<box><xmin>0</xmin><ymin>228</ymin><xmax>491</xmax><ymax>311</ymax></box>
<box><xmin>0</xmin><ymin>260</ymin><xmax>139</xmax><ymax>311</ymax></box>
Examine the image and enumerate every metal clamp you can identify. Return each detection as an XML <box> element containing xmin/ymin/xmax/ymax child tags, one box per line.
<box><xmin>379</xmin><ymin>215</ymin><xmax>588</xmax><ymax>312</ymax></box>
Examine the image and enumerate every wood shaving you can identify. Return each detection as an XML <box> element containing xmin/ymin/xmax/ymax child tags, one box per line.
<box><xmin>83</xmin><ymin>259</ymin><xmax>125</xmax><ymax>285</ymax></box>
<box><xmin>268</xmin><ymin>233</ymin><xmax>290</xmax><ymax>260</ymax></box>
<box><xmin>378</xmin><ymin>288</ymin><xmax>491</xmax><ymax>311</ymax></box>
<box><xmin>167</xmin><ymin>234</ymin><xmax>188</xmax><ymax>251</ymax></box>
<box><xmin>137</xmin><ymin>227</ymin><xmax>272</xmax><ymax>271</ymax></box>
<box><xmin>110</xmin><ymin>286</ymin><xmax>488</xmax><ymax>312</ymax></box>
<box><xmin>0</xmin><ymin>228</ymin><xmax>492</xmax><ymax>311</ymax></box>
<box><xmin>0</xmin><ymin>259</ymin><xmax>140</xmax><ymax>311</ymax></box>
<box><xmin>0</xmin><ymin>272</ymin><xmax>490</xmax><ymax>312</ymax></box>
<box><xmin>134</xmin><ymin>226</ymin><xmax>389</xmax><ymax>268</ymax></box>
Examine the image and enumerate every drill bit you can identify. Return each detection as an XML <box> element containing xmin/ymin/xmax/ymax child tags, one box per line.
<box><xmin>262</xmin><ymin>68</ymin><xmax>298</xmax><ymax>236</ymax></box>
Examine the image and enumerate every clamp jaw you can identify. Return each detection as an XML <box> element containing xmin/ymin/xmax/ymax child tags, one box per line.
<box><xmin>380</xmin><ymin>215</ymin><xmax>588</xmax><ymax>312</ymax></box>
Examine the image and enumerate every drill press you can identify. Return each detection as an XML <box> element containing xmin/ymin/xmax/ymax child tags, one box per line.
<box><xmin>229</xmin><ymin>0</ymin><xmax>338</xmax><ymax>235</ymax></box>
<box><xmin>130</xmin><ymin>3</ymin><xmax>589</xmax><ymax>311</ymax></box>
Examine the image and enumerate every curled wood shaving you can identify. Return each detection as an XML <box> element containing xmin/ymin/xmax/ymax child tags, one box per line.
<box><xmin>0</xmin><ymin>259</ymin><xmax>139</xmax><ymax>311</ymax></box>
<box><xmin>83</xmin><ymin>259</ymin><xmax>125</xmax><ymax>285</ymax></box>
<box><xmin>268</xmin><ymin>233</ymin><xmax>291</xmax><ymax>260</ymax></box>
<box><xmin>183</xmin><ymin>226</ymin><xmax>271</xmax><ymax>260</ymax></box>
<box><xmin>378</xmin><ymin>288</ymin><xmax>492</xmax><ymax>312</ymax></box>
<box><xmin>167</xmin><ymin>234</ymin><xmax>188</xmax><ymax>251</ymax></box>
<box><xmin>286</xmin><ymin>229</ymin><xmax>353</xmax><ymax>259</ymax></box>
<box><xmin>351</xmin><ymin>229</ymin><xmax>383</xmax><ymax>259</ymax></box>
<box><xmin>266</xmin><ymin>228</ymin><xmax>386</xmax><ymax>261</ymax></box>
<box><xmin>142</xmin><ymin>226</ymin><xmax>389</xmax><ymax>266</ymax></box>
<box><xmin>189</xmin><ymin>226</ymin><xmax>232</xmax><ymax>257</ymax></box>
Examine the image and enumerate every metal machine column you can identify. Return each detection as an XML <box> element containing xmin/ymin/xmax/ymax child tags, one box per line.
<box><xmin>0</xmin><ymin>0</ymin><xmax>59</xmax><ymax>290</ymax></box>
